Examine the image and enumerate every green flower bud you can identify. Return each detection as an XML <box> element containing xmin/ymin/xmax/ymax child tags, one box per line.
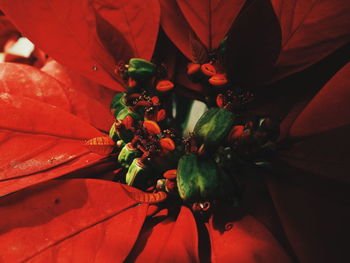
<box><xmin>116</xmin><ymin>107</ymin><xmax>140</xmax><ymax>122</ymax></box>
<box><xmin>126</xmin><ymin>158</ymin><xmax>147</xmax><ymax>186</ymax></box>
<box><xmin>194</xmin><ymin>108</ymin><xmax>235</xmax><ymax>146</ymax></box>
<box><xmin>118</xmin><ymin>143</ymin><xmax>141</xmax><ymax>169</ymax></box>
<box><xmin>177</xmin><ymin>154</ymin><xmax>219</xmax><ymax>202</ymax></box>
<box><xmin>128</xmin><ymin>58</ymin><xmax>156</xmax><ymax>80</ymax></box>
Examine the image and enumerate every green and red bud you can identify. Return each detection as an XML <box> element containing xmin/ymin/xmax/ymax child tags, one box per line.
<box><xmin>118</xmin><ymin>143</ymin><xmax>141</xmax><ymax>169</ymax></box>
<box><xmin>127</xmin><ymin>58</ymin><xmax>156</xmax><ymax>80</ymax></box>
<box><xmin>125</xmin><ymin>158</ymin><xmax>147</xmax><ymax>186</ymax></box>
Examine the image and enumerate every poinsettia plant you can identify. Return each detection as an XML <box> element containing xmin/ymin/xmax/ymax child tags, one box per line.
<box><xmin>0</xmin><ymin>0</ymin><xmax>350</xmax><ymax>262</ymax></box>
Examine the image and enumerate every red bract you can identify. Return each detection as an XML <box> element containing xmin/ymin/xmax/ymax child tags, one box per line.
<box><xmin>0</xmin><ymin>0</ymin><xmax>349</xmax><ymax>262</ymax></box>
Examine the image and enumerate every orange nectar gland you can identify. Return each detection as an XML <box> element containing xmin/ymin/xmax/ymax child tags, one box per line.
<box><xmin>209</xmin><ymin>74</ymin><xmax>228</xmax><ymax>86</ymax></box>
<box><xmin>156</xmin><ymin>80</ymin><xmax>174</xmax><ymax>93</ymax></box>
<box><xmin>159</xmin><ymin>137</ymin><xmax>176</xmax><ymax>151</ymax></box>
<box><xmin>143</xmin><ymin>120</ymin><xmax>161</xmax><ymax>135</ymax></box>
<box><xmin>187</xmin><ymin>63</ymin><xmax>201</xmax><ymax>75</ymax></box>
<box><xmin>85</xmin><ymin>136</ymin><xmax>115</xmax><ymax>155</ymax></box>
<box><xmin>201</xmin><ymin>63</ymin><xmax>216</xmax><ymax>76</ymax></box>
<box><xmin>228</xmin><ymin>125</ymin><xmax>245</xmax><ymax>142</ymax></box>
<box><xmin>163</xmin><ymin>169</ymin><xmax>177</xmax><ymax>180</ymax></box>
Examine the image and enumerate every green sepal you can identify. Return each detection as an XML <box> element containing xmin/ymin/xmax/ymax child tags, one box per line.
<box><xmin>194</xmin><ymin>108</ymin><xmax>235</xmax><ymax>146</ymax></box>
<box><xmin>126</xmin><ymin>158</ymin><xmax>147</xmax><ymax>186</ymax></box>
<box><xmin>177</xmin><ymin>154</ymin><xmax>219</xmax><ymax>202</ymax></box>
<box><xmin>109</xmin><ymin>123</ymin><xmax>119</xmax><ymax>141</ymax></box>
<box><xmin>116</xmin><ymin>107</ymin><xmax>141</xmax><ymax>122</ymax></box>
<box><xmin>128</xmin><ymin>58</ymin><xmax>156</xmax><ymax>80</ymax></box>
<box><xmin>118</xmin><ymin>143</ymin><xmax>141</xmax><ymax>169</ymax></box>
<box><xmin>111</xmin><ymin>92</ymin><xmax>127</xmax><ymax>113</ymax></box>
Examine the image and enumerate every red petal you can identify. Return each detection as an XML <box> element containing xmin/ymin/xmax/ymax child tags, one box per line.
<box><xmin>0</xmin><ymin>93</ymin><xmax>106</xmax><ymax>195</ymax></box>
<box><xmin>176</xmin><ymin>0</ymin><xmax>245</xmax><ymax>50</ymax></box>
<box><xmin>207</xmin><ymin>203</ymin><xmax>292</xmax><ymax>263</ymax></box>
<box><xmin>225</xmin><ymin>0</ymin><xmax>281</xmax><ymax>87</ymax></box>
<box><xmin>0</xmin><ymin>0</ymin><xmax>127</xmax><ymax>90</ymax></box>
<box><xmin>267</xmin><ymin>174</ymin><xmax>350</xmax><ymax>262</ymax></box>
<box><xmin>271</xmin><ymin>0</ymin><xmax>350</xmax><ymax>82</ymax></box>
<box><xmin>279</xmin><ymin>63</ymin><xmax>350</xmax><ymax>182</ymax></box>
<box><xmin>42</xmin><ymin>60</ymin><xmax>117</xmax><ymax>108</ymax></box>
<box><xmin>128</xmin><ymin>206</ymin><xmax>200</xmax><ymax>262</ymax></box>
<box><xmin>0</xmin><ymin>179</ymin><xmax>148</xmax><ymax>262</ymax></box>
<box><xmin>0</xmin><ymin>62</ymin><xmax>114</xmax><ymax>131</ymax></box>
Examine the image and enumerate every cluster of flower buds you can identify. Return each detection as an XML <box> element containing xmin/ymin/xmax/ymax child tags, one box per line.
<box><xmin>85</xmin><ymin>56</ymin><xmax>280</xmax><ymax>213</ymax></box>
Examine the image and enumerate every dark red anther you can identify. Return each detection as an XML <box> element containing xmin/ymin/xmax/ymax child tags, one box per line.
<box><xmin>187</xmin><ymin>63</ymin><xmax>201</xmax><ymax>75</ymax></box>
<box><xmin>156</xmin><ymin>80</ymin><xmax>174</xmax><ymax>93</ymax></box>
<box><xmin>156</xmin><ymin>109</ymin><xmax>166</xmax><ymax>122</ymax></box>
<box><xmin>200</xmin><ymin>202</ymin><xmax>211</xmax><ymax>211</ymax></box>
<box><xmin>165</xmin><ymin>179</ymin><xmax>177</xmax><ymax>193</ymax></box>
<box><xmin>163</xmin><ymin>169</ymin><xmax>177</xmax><ymax>180</ymax></box>
<box><xmin>209</xmin><ymin>73</ymin><xmax>228</xmax><ymax>86</ymax></box>
<box><xmin>201</xmin><ymin>63</ymin><xmax>216</xmax><ymax>76</ymax></box>
<box><xmin>121</xmin><ymin>115</ymin><xmax>134</xmax><ymax>130</ymax></box>
<box><xmin>197</xmin><ymin>144</ymin><xmax>206</xmax><ymax>155</ymax></box>
<box><xmin>134</xmin><ymin>100</ymin><xmax>152</xmax><ymax>108</ymax></box>
<box><xmin>216</xmin><ymin>94</ymin><xmax>225</xmax><ymax>108</ymax></box>
<box><xmin>151</xmin><ymin>96</ymin><xmax>160</xmax><ymax>105</ymax></box>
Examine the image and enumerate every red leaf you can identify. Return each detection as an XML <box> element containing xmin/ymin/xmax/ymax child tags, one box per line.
<box><xmin>41</xmin><ymin>59</ymin><xmax>117</xmax><ymax>108</ymax></box>
<box><xmin>0</xmin><ymin>93</ymin><xmax>106</xmax><ymax>195</ymax></box>
<box><xmin>176</xmin><ymin>0</ymin><xmax>245</xmax><ymax>50</ymax></box>
<box><xmin>92</xmin><ymin>0</ymin><xmax>160</xmax><ymax>60</ymax></box>
<box><xmin>0</xmin><ymin>62</ymin><xmax>114</xmax><ymax>131</ymax></box>
<box><xmin>279</xmin><ymin>63</ymin><xmax>350</xmax><ymax>182</ymax></box>
<box><xmin>207</xmin><ymin>203</ymin><xmax>292</xmax><ymax>263</ymax></box>
<box><xmin>267</xmin><ymin>175</ymin><xmax>350</xmax><ymax>262</ymax></box>
<box><xmin>0</xmin><ymin>179</ymin><xmax>149</xmax><ymax>262</ymax></box>
<box><xmin>127</xmin><ymin>206</ymin><xmax>200</xmax><ymax>262</ymax></box>
<box><xmin>0</xmin><ymin>0</ymin><xmax>127</xmax><ymax>90</ymax></box>
<box><xmin>160</xmin><ymin>0</ymin><xmax>193</xmax><ymax>59</ymax></box>
<box><xmin>225</xmin><ymin>0</ymin><xmax>281</xmax><ymax>87</ymax></box>
<box><xmin>271</xmin><ymin>0</ymin><xmax>350</xmax><ymax>81</ymax></box>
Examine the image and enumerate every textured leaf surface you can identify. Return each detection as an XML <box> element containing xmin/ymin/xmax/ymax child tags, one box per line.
<box><xmin>0</xmin><ymin>93</ymin><xmax>106</xmax><ymax>195</ymax></box>
<box><xmin>0</xmin><ymin>179</ymin><xmax>149</xmax><ymax>262</ymax></box>
<box><xmin>271</xmin><ymin>0</ymin><xmax>350</xmax><ymax>81</ymax></box>
<box><xmin>127</xmin><ymin>206</ymin><xmax>200</xmax><ymax>262</ymax></box>
<box><xmin>0</xmin><ymin>62</ymin><xmax>114</xmax><ymax>131</ymax></box>
<box><xmin>280</xmin><ymin>63</ymin><xmax>350</xmax><ymax>182</ymax></box>
<box><xmin>207</xmin><ymin>203</ymin><xmax>292</xmax><ymax>263</ymax></box>
<box><xmin>177</xmin><ymin>0</ymin><xmax>245</xmax><ymax>50</ymax></box>
<box><xmin>0</xmin><ymin>0</ymin><xmax>128</xmax><ymax>90</ymax></box>
<box><xmin>41</xmin><ymin>60</ymin><xmax>117</xmax><ymax>108</ymax></box>
<box><xmin>92</xmin><ymin>0</ymin><xmax>160</xmax><ymax>60</ymax></box>
<box><xmin>159</xmin><ymin>0</ymin><xmax>193</xmax><ymax>59</ymax></box>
